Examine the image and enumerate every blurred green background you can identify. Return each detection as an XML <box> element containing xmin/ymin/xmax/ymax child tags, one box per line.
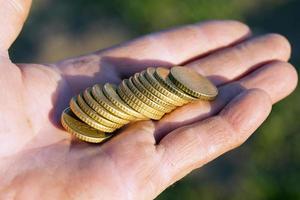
<box><xmin>11</xmin><ymin>0</ymin><xmax>300</xmax><ymax>199</ymax></box>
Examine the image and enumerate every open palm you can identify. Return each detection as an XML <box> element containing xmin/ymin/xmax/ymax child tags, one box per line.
<box><xmin>0</xmin><ymin>1</ymin><xmax>297</xmax><ymax>199</ymax></box>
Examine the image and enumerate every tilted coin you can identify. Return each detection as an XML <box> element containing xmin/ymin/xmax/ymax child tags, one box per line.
<box><xmin>77</xmin><ymin>93</ymin><xmax>123</xmax><ymax>129</ymax></box>
<box><xmin>144</xmin><ymin>68</ymin><xmax>189</xmax><ymax>105</ymax></box>
<box><xmin>154</xmin><ymin>67</ymin><xmax>197</xmax><ymax>101</ymax></box>
<box><xmin>102</xmin><ymin>83</ymin><xmax>148</xmax><ymax>120</ymax></box>
<box><xmin>83</xmin><ymin>88</ymin><xmax>130</xmax><ymax>125</ymax></box>
<box><xmin>119</xmin><ymin>79</ymin><xmax>164</xmax><ymax>115</ymax></box>
<box><xmin>169</xmin><ymin>66</ymin><xmax>218</xmax><ymax>100</ymax></box>
<box><xmin>117</xmin><ymin>80</ymin><xmax>163</xmax><ymax>120</ymax></box>
<box><xmin>70</xmin><ymin>97</ymin><xmax>116</xmax><ymax>132</ymax></box>
<box><xmin>132</xmin><ymin>73</ymin><xmax>176</xmax><ymax>110</ymax></box>
<box><xmin>61</xmin><ymin>108</ymin><xmax>111</xmax><ymax>143</ymax></box>
<box><xmin>92</xmin><ymin>84</ymin><xmax>136</xmax><ymax>121</ymax></box>
<box><xmin>127</xmin><ymin>77</ymin><xmax>173</xmax><ymax>113</ymax></box>
<box><xmin>138</xmin><ymin>71</ymin><xmax>183</xmax><ymax>107</ymax></box>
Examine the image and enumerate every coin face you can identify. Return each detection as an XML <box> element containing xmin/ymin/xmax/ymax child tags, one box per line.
<box><xmin>169</xmin><ymin>66</ymin><xmax>218</xmax><ymax>100</ymax></box>
<box><xmin>102</xmin><ymin>83</ymin><xmax>147</xmax><ymax>120</ymax></box>
<box><xmin>61</xmin><ymin>108</ymin><xmax>111</xmax><ymax>143</ymax></box>
<box><xmin>154</xmin><ymin>67</ymin><xmax>197</xmax><ymax>101</ymax></box>
<box><xmin>70</xmin><ymin>97</ymin><xmax>116</xmax><ymax>132</ymax></box>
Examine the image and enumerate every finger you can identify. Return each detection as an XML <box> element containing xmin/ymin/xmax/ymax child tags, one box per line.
<box><xmin>187</xmin><ymin>33</ymin><xmax>291</xmax><ymax>85</ymax></box>
<box><xmin>157</xmin><ymin>89</ymin><xmax>272</xmax><ymax>187</ymax></box>
<box><xmin>0</xmin><ymin>0</ymin><xmax>32</xmax><ymax>51</ymax></box>
<box><xmin>154</xmin><ymin>61</ymin><xmax>297</xmax><ymax>139</ymax></box>
<box><xmin>57</xmin><ymin>20</ymin><xmax>250</xmax><ymax>78</ymax></box>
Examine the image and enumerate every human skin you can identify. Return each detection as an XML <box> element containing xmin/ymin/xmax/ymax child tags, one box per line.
<box><xmin>0</xmin><ymin>1</ymin><xmax>298</xmax><ymax>199</ymax></box>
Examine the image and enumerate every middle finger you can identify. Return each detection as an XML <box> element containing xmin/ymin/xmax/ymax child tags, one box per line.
<box><xmin>186</xmin><ymin>33</ymin><xmax>291</xmax><ymax>85</ymax></box>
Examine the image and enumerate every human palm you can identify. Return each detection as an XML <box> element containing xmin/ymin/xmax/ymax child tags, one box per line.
<box><xmin>0</xmin><ymin>1</ymin><xmax>298</xmax><ymax>200</ymax></box>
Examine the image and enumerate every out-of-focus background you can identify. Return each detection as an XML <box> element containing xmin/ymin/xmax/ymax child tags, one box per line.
<box><xmin>11</xmin><ymin>0</ymin><xmax>299</xmax><ymax>199</ymax></box>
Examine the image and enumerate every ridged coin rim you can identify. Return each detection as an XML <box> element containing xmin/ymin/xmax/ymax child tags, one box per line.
<box><xmin>61</xmin><ymin>108</ymin><xmax>111</xmax><ymax>143</ymax></box>
<box><xmin>144</xmin><ymin>68</ymin><xmax>189</xmax><ymax>105</ymax></box>
<box><xmin>127</xmin><ymin>77</ymin><xmax>173</xmax><ymax>113</ymax></box>
<box><xmin>132</xmin><ymin>73</ymin><xmax>176</xmax><ymax>110</ymax></box>
<box><xmin>77</xmin><ymin>93</ymin><xmax>123</xmax><ymax>129</ymax></box>
<box><xmin>70</xmin><ymin>97</ymin><xmax>116</xmax><ymax>132</ymax></box>
<box><xmin>83</xmin><ymin>88</ymin><xmax>130</xmax><ymax>125</ymax></box>
<box><xmin>102</xmin><ymin>83</ymin><xmax>148</xmax><ymax>120</ymax></box>
<box><xmin>92</xmin><ymin>84</ymin><xmax>136</xmax><ymax>121</ymax></box>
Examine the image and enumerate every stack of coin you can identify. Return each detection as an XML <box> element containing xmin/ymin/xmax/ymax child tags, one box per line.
<box><xmin>61</xmin><ymin>66</ymin><xmax>218</xmax><ymax>143</ymax></box>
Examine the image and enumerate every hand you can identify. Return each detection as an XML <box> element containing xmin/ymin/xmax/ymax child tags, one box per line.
<box><xmin>0</xmin><ymin>1</ymin><xmax>297</xmax><ymax>199</ymax></box>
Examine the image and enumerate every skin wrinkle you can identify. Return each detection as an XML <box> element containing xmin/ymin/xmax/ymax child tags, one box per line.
<box><xmin>0</xmin><ymin>61</ymin><xmax>36</xmax><ymax>156</ymax></box>
<box><xmin>157</xmin><ymin>89</ymin><xmax>272</xmax><ymax>189</ymax></box>
<box><xmin>7</xmin><ymin>0</ymin><xmax>25</xmax><ymax>13</ymax></box>
<box><xmin>100</xmin><ymin>147</ymin><xmax>133</xmax><ymax>200</ymax></box>
<box><xmin>19</xmin><ymin>66</ymin><xmax>58</xmax><ymax>134</ymax></box>
<box><xmin>0</xmin><ymin>51</ymin><xmax>9</xmax><ymax>58</ymax></box>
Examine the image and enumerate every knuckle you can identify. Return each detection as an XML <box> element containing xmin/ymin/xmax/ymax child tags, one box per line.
<box><xmin>248</xmin><ymin>88</ymin><xmax>272</xmax><ymax>106</ymax></box>
<box><xmin>211</xmin><ymin>116</ymin><xmax>246</xmax><ymax>148</ymax></box>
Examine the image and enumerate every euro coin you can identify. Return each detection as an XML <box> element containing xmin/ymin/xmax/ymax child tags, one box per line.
<box><xmin>70</xmin><ymin>97</ymin><xmax>116</xmax><ymax>132</ymax></box>
<box><xmin>132</xmin><ymin>73</ymin><xmax>176</xmax><ymax>110</ymax></box>
<box><xmin>119</xmin><ymin>79</ymin><xmax>164</xmax><ymax>115</ymax></box>
<box><xmin>127</xmin><ymin>77</ymin><xmax>173</xmax><ymax>113</ymax></box>
<box><xmin>83</xmin><ymin>88</ymin><xmax>130</xmax><ymax>125</ymax></box>
<box><xmin>102</xmin><ymin>83</ymin><xmax>148</xmax><ymax>120</ymax></box>
<box><xmin>92</xmin><ymin>84</ymin><xmax>136</xmax><ymax>121</ymax></box>
<box><xmin>117</xmin><ymin>80</ymin><xmax>163</xmax><ymax>120</ymax></box>
<box><xmin>154</xmin><ymin>67</ymin><xmax>197</xmax><ymax>101</ymax></box>
<box><xmin>61</xmin><ymin>108</ymin><xmax>111</xmax><ymax>143</ymax></box>
<box><xmin>144</xmin><ymin>68</ymin><xmax>189</xmax><ymax>105</ymax></box>
<box><xmin>169</xmin><ymin>66</ymin><xmax>218</xmax><ymax>100</ymax></box>
<box><xmin>138</xmin><ymin>71</ymin><xmax>183</xmax><ymax>107</ymax></box>
<box><xmin>77</xmin><ymin>93</ymin><xmax>123</xmax><ymax>129</ymax></box>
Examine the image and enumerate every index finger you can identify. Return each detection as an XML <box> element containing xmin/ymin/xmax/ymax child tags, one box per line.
<box><xmin>57</xmin><ymin>20</ymin><xmax>251</xmax><ymax>80</ymax></box>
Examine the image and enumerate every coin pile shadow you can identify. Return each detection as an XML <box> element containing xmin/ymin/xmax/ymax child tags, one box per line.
<box><xmin>48</xmin><ymin>56</ymin><xmax>235</xmax><ymax>144</ymax></box>
<box><xmin>49</xmin><ymin>57</ymin><xmax>174</xmax><ymax>129</ymax></box>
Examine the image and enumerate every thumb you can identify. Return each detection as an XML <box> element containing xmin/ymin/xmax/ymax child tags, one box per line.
<box><xmin>0</xmin><ymin>0</ymin><xmax>32</xmax><ymax>51</ymax></box>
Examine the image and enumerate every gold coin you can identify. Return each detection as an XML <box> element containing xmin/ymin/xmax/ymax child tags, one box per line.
<box><xmin>169</xmin><ymin>66</ymin><xmax>218</xmax><ymax>100</ymax></box>
<box><xmin>154</xmin><ymin>67</ymin><xmax>197</xmax><ymax>101</ymax></box>
<box><xmin>61</xmin><ymin>107</ymin><xmax>111</xmax><ymax>143</ymax></box>
<box><xmin>117</xmin><ymin>80</ymin><xmax>164</xmax><ymax>120</ymax></box>
<box><xmin>70</xmin><ymin>97</ymin><xmax>116</xmax><ymax>132</ymax></box>
<box><xmin>132</xmin><ymin>73</ymin><xmax>176</xmax><ymax>110</ymax></box>
<box><xmin>83</xmin><ymin>88</ymin><xmax>129</xmax><ymax>125</ymax></box>
<box><xmin>138</xmin><ymin>71</ymin><xmax>183</xmax><ymax>107</ymax></box>
<box><xmin>127</xmin><ymin>77</ymin><xmax>173</xmax><ymax>113</ymax></box>
<box><xmin>77</xmin><ymin>93</ymin><xmax>123</xmax><ymax>129</ymax></box>
<box><xmin>144</xmin><ymin>68</ymin><xmax>189</xmax><ymax>105</ymax></box>
<box><xmin>92</xmin><ymin>84</ymin><xmax>136</xmax><ymax>121</ymax></box>
<box><xmin>102</xmin><ymin>83</ymin><xmax>147</xmax><ymax>120</ymax></box>
<box><xmin>119</xmin><ymin>79</ymin><xmax>165</xmax><ymax>115</ymax></box>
